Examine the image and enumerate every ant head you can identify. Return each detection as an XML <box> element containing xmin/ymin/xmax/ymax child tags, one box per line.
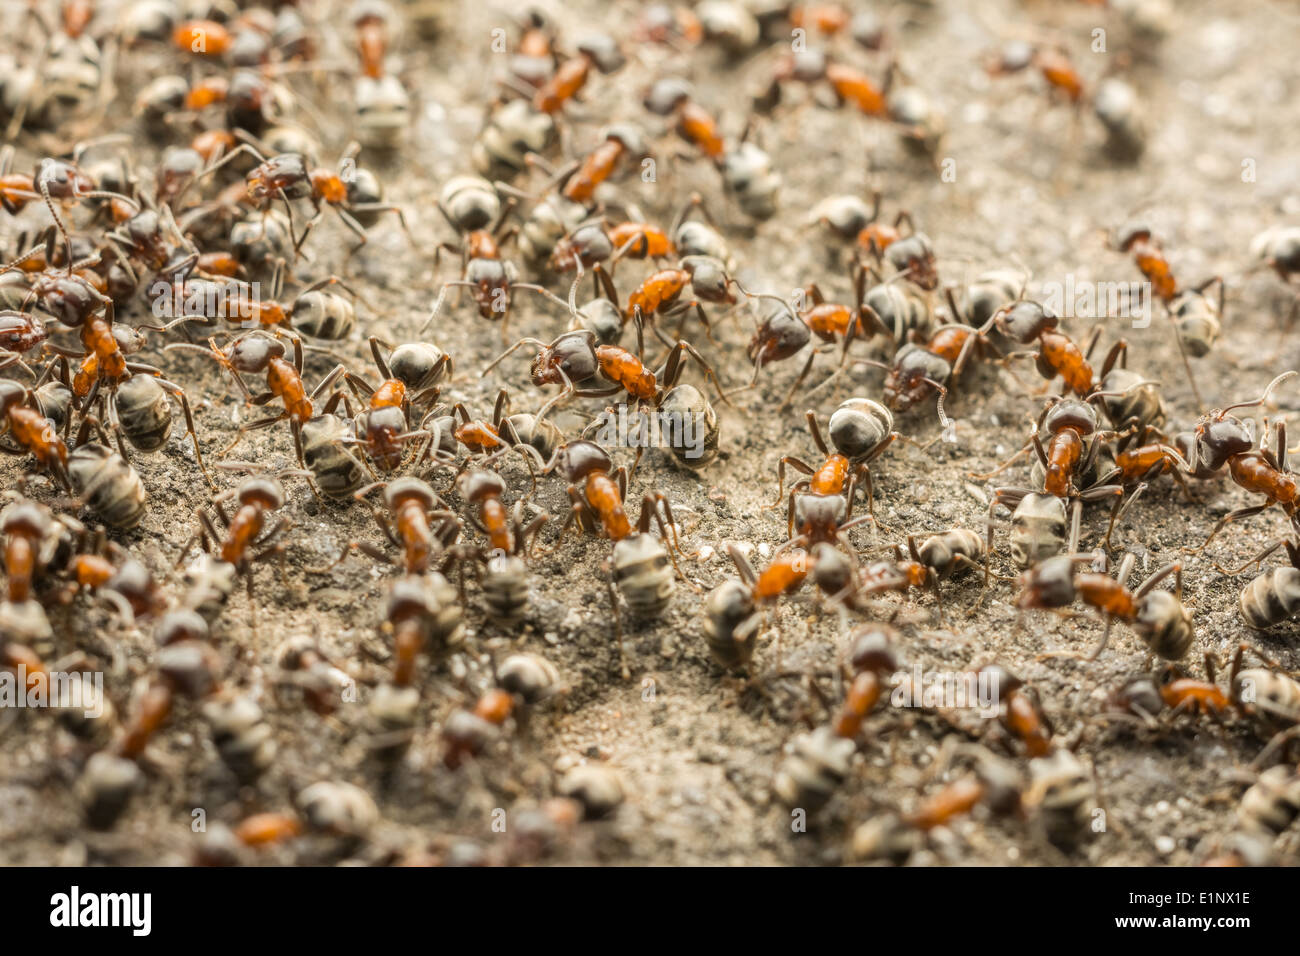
<box><xmin>246</xmin><ymin>153</ymin><xmax>307</xmax><ymax>205</ymax></box>
<box><xmin>976</xmin><ymin>663</ymin><xmax>1023</xmax><ymax>697</ymax></box>
<box><xmin>457</xmin><ymin>469</ymin><xmax>505</xmax><ymax>504</ymax></box>
<box><xmin>996</xmin><ymin>299</ymin><xmax>1056</xmax><ymax>343</ymax></box>
<box><xmin>884</xmin><ymin>344</ymin><xmax>950</xmax><ymax>412</ymax></box>
<box><xmin>643</xmin><ymin>77</ymin><xmax>693</xmax><ymax>116</ymax></box>
<box><xmin>885</xmin><ymin>233</ymin><xmax>937</xmax><ymax>290</ymax></box>
<box><xmin>238</xmin><ymin>475</ymin><xmax>285</xmax><ymax>510</ymax></box>
<box><xmin>603</xmin><ymin>124</ymin><xmax>647</xmax><ymax>158</ymax></box>
<box><xmin>35</xmin><ymin>157</ymin><xmax>94</xmax><ymax>199</ymax></box>
<box><xmin>748</xmin><ymin>302</ymin><xmax>810</xmax><ymax>365</ymax></box>
<box><xmin>385</xmin><ymin>572</ymin><xmax>444</xmax><ymax>623</ymax></box>
<box><xmin>385</xmin><ymin>477</ymin><xmax>439</xmax><ymax>511</ymax></box>
<box><xmin>827</xmin><ymin>398</ymin><xmax>893</xmax><ymax>461</ymax></box>
<box><xmin>531</xmin><ymin>330</ymin><xmax>598</xmax><ymax>387</ymax></box>
<box><xmin>793</xmin><ymin>490</ymin><xmax>847</xmax><ymax>530</ymax></box>
<box><xmin>1016</xmin><ymin>555</ymin><xmax>1077</xmax><ymax>609</ymax></box>
<box><xmin>680</xmin><ymin>255</ymin><xmax>734</xmax><ymax>304</ymax></box>
<box><xmin>848</xmin><ymin>624</ymin><xmax>899</xmax><ymax>675</ymax></box>
<box><xmin>1</xmin><ymin>498</ymin><xmax>53</xmax><ymax>538</ymax></box>
<box><xmin>228</xmin><ymin>333</ymin><xmax>283</xmax><ymax>372</ymax></box>
<box><xmin>1044</xmin><ymin>398</ymin><xmax>1097</xmax><ymax>436</ymax></box>
<box><xmin>1194</xmin><ymin>414</ymin><xmax>1253</xmax><ymax>471</ymax></box>
<box><xmin>155</xmin><ymin>609</ymin><xmax>210</xmax><ymax>647</ymax></box>
<box><xmin>1116</xmin><ymin>220</ymin><xmax>1153</xmax><ymax>252</ymax></box>
<box><xmin>552</xmin><ymin>440</ymin><xmax>611</xmax><ymax>482</ymax></box>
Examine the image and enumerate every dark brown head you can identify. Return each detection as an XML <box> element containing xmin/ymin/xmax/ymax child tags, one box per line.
<box><xmin>792</xmin><ymin>492</ymin><xmax>847</xmax><ymax>543</ymax></box>
<box><xmin>1016</xmin><ymin>555</ymin><xmax>1078</xmax><ymax>609</ymax></box>
<box><xmin>385</xmin><ymin>476</ymin><xmax>439</xmax><ymax>511</ymax></box>
<box><xmin>848</xmin><ymin>625</ymin><xmax>900</xmax><ymax>675</ymax></box>
<box><xmin>549</xmin><ymin>440</ymin><xmax>611</xmax><ymax>483</ymax></box>
<box><xmin>1116</xmin><ymin>220</ymin><xmax>1152</xmax><ymax>252</ymax></box>
<box><xmin>995</xmin><ymin>300</ymin><xmax>1057</xmax><ymax>344</ymax></box>
<box><xmin>748</xmin><ymin>304</ymin><xmax>810</xmax><ymax>366</ymax></box>
<box><xmin>457</xmin><ymin>470</ymin><xmax>505</xmax><ymax>504</ymax></box>
<box><xmin>530</xmin><ymin>331</ymin><xmax>599</xmax><ymax>387</ymax></box>
<box><xmin>30</xmin><ymin>273</ymin><xmax>102</xmax><ymax>328</ymax></box>
<box><xmin>238</xmin><ymin>476</ymin><xmax>286</xmax><ymax>510</ymax></box>
<box><xmin>1193</xmin><ymin>414</ymin><xmax>1253</xmax><ymax>472</ymax></box>
<box><xmin>228</xmin><ymin>334</ymin><xmax>283</xmax><ymax>374</ymax></box>
<box><xmin>35</xmin><ymin>158</ymin><xmax>95</xmax><ymax>201</ymax></box>
<box><xmin>883</xmin><ymin>344</ymin><xmax>951</xmax><ymax>412</ymax></box>
<box><xmin>1043</xmin><ymin>398</ymin><xmax>1097</xmax><ymax>437</ymax></box>
<box><xmin>885</xmin><ymin>233</ymin><xmax>937</xmax><ymax>290</ymax></box>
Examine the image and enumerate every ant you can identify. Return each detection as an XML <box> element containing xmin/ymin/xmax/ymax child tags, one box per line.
<box><xmin>312</xmin><ymin>478</ymin><xmax>460</xmax><ymax>576</ymax></box>
<box><xmin>483</xmin><ymin>313</ymin><xmax>730</xmax><ymax>441</ymax></box>
<box><xmin>184</xmin><ymin>137</ymin><xmax>409</xmax><ymax>253</ymax></box>
<box><xmin>1019</xmin><ymin>550</ymin><xmax>1191</xmax><ymax>661</ymax></box>
<box><xmin>1181</xmin><ymin>372</ymin><xmax>1300</xmax><ymax>553</ymax></box>
<box><xmin>993</xmin><ymin>299</ymin><xmax>1099</xmax><ymax>398</ymax></box>
<box><xmin>811</xmin><ymin>189</ymin><xmax>916</xmax><ymax>262</ymax></box>
<box><xmin>1</xmin><ymin>497</ymin><xmax>63</xmax><ymax>604</ymax></box>
<box><xmin>456</xmin><ymin>469</ymin><xmax>548</xmax><ymax>559</ymax></box>
<box><xmin>166</xmin><ymin>330</ymin><xmax>344</xmax><ymax>465</ymax></box>
<box><xmin>0</xmin><ymin>380</ymin><xmax>71</xmax><ymax>489</ymax></box>
<box><xmin>424</xmin><ymin>188</ymin><xmax>567</xmax><ymax>333</ymax></box>
<box><xmin>1114</xmin><ymin>221</ymin><xmax>1223</xmax><ymax>406</ymax></box>
<box><xmin>421</xmin><ymin>390</ymin><xmax>552</xmax><ymax>484</ymax></box>
<box><xmin>642</xmin><ymin>78</ymin><xmax>727</xmax><ymax>161</ymax></box>
<box><xmin>769</xmin><ymin>400</ymin><xmax>898</xmax><ymax>526</ymax></box>
<box><xmin>543</xmin><ymin>440</ymin><xmax>683</xmax><ymax>549</ymax></box>
<box><xmin>759</xmin><ymin>50</ymin><xmax>894</xmax><ymax>120</ymax></box>
<box><xmin>829</xmin><ymin>625</ymin><xmax>899</xmax><ymax>740</ymax></box>
<box><xmin>559</xmin><ymin>125</ymin><xmax>648</xmax><ymax>204</ymax></box>
<box><xmin>544</xmin><ymin>440</ymin><xmax>687</xmax><ymax>676</ymax></box>
<box><xmin>879</xmin><ymin>313</ymin><xmax>1004</xmax><ymax>415</ymax></box>
<box><xmin>986</xmin><ymin>41</ymin><xmax>1086</xmax><ymax>106</ymax></box>
<box><xmin>530</xmin><ymin>34</ymin><xmax>625</xmax><ymax>115</ymax></box>
<box><xmin>980</xmin><ymin>663</ymin><xmax>1055</xmax><ymax>758</ymax></box>
<box><xmin>0</xmin><ymin>149</ymin><xmax>140</xmax><ymax>272</ymax></box>
<box><xmin>181</xmin><ymin>470</ymin><xmax>302</xmax><ymax>598</ymax></box>
<box><xmin>340</xmin><ymin>336</ymin><xmax>449</xmax><ymax>473</ymax></box>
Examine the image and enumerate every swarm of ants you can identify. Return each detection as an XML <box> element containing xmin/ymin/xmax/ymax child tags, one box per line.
<box><xmin>1</xmin><ymin>0</ymin><xmax>1300</xmax><ymax>869</ymax></box>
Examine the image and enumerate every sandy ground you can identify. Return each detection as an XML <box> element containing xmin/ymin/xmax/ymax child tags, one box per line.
<box><xmin>3</xmin><ymin>0</ymin><xmax>1300</xmax><ymax>865</ymax></box>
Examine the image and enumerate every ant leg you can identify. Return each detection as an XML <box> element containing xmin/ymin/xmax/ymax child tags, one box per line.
<box><xmin>348</xmin><ymin>203</ymin><xmax>414</xmax><ymax>245</ymax></box>
<box><xmin>780</xmin><ymin>348</ymin><xmax>819</xmax><ymax>411</ymax></box>
<box><xmin>153</xmin><ymin>378</ymin><xmax>213</xmax><ymax>488</ymax></box>
<box><xmin>969</xmin><ymin>440</ymin><xmax>1033</xmax><ymax>480</ymax></box>
<box><xmin>606</xmin><ymin>574</ymin><xmax>630</xmax><ymax>680</ymax></box>
<box><xmin>1250</xmin><ymin>725</ymin><xmax>1300</xmax><ymax>772</ymax></box>
<box><xmin>1182</xmin><ymin>504</ymin><xmax>1271</xmax><ymax>555</ymax></box>
<box><xmin>768</xmin><ymin>457</ymin><xmax>814</xmax><ymax>510</ymax></box>
<box><xmin>1213</xmin><ymin>538</ymin><xmax>1285</xmax><ymax>576</ymax></box>
<box><xmin>306</xmin><ymin>540</ymin><xmax>391</xmax><ymax>574</ymax></box>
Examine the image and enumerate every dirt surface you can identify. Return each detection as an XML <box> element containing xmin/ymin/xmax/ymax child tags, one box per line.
<box><xmin>3</xmin><ymin>0</ymin><xmax>1300</xmax><ymax>866</ymax></box>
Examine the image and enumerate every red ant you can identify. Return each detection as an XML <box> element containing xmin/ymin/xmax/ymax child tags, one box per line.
<box><xmin>1182</xmin><ymin>372</ymin><xmax>1300</xmax><ymax>553</ymax></box>
<box><xmin>166</xmin><ymin>330</ymin><xmax>344</xmax><ymax>466</ymax></box>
